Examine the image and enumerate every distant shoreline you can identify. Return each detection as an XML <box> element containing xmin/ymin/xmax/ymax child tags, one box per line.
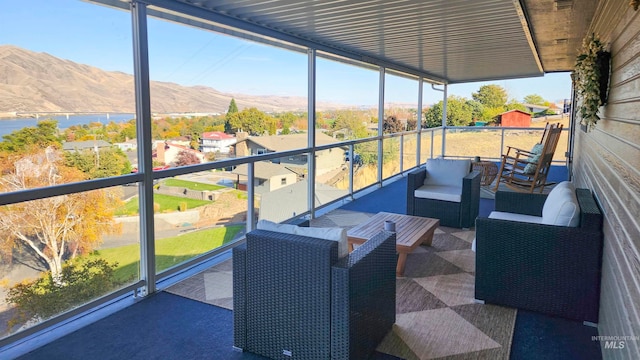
<box><xmin>0</xmin><ymin>112</ymin><xmax>136</xmax><ymax>120</ymax></box>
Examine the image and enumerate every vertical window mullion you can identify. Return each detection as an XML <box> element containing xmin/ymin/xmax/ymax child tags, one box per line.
<box><xmin>377</xmin><ymin>68</ymin><xmax>385</xmax><ymax>185</ymax></box>
<box><xmin>131</xmin><ymin>0</ymin><xmax>156</xmax><ymax>295</ymax></box>
<box><xmin>307</xmin><ymin>49</ymin><xmax>316</xmax><ymax>219</ymax></box>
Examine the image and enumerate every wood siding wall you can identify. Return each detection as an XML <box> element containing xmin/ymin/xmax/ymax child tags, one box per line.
<box><xmin>572</xmin><ymin>1</ymin><xmax>640</xmax><ymax>358</ymax></box>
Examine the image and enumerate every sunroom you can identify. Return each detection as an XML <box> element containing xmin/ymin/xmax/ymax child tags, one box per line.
<box><xmin>0</xmin><ymin>0</ymin><xmax>638</xmax><ymax>359</ymax></box>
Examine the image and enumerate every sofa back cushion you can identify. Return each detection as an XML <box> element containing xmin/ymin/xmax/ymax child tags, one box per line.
<box><xmin>542</xmin><ymin>183</ymin><xmax>580</xmax><ymax>227</ymax></box>
<box><xmin>424</xmin><ymin>158</ymin><xmax>471</xmax><ymax>187</ymax></box>
<box><xmin>257</xmin><ymin>219</ymin><xmax>349</xmax><ymax>258</ymax></box>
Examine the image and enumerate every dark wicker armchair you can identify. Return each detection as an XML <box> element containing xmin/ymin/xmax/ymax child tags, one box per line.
<box><xmin>407</xmin><ymin>159</ymin><xmax>481</xmax><ymax>228</ymax></box>
<box><xmin>474</xmin><ymin>188</ymin><xmax>604</xmax><ymax>323</ymax></box>
<box><xmin>233</xmin><ymin>229</ymin><xmax>396</xmax><ymax>359</ymax></box>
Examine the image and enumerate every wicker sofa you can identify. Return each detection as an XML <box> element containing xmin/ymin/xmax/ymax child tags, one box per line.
<box><xmin>407</xmin><ymin>158</ymin><xmax>481</xmax><ymax>228</ymax></box>
<box><xmin>474</xmin><ymin>185</ymin><xmax>604</xmax><ymax>323</ymax></box>
<box><xmin>233</xmin><ymin>226</ymin><xmax>396</xmax><ymax>359</ymax></box>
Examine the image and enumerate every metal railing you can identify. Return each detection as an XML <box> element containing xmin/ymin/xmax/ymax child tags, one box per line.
<box><xmin>0</xmin><ymin>123</ymin><xmax>569</xmax><ymax>347</ymax></box>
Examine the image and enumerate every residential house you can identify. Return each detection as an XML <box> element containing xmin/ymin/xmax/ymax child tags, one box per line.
<box><xmin>235</xmin><ymin>131</ymin><xmax>345</xmax><ymax>176</ymax></box>
<box><xmin>259</xmin><ymin>180</ymin><xmax>348</xmax><ymax>223</ymax></box>
<box><xmin>522</xmin><ymin>103</ymin><xmax>549</xmax><ymax>114</ymax></box>
<box><xmin>199</xmin><ymin>131</ymin><xmax>236</xmax><ymax>154</ymax></box>
<box><xmin>230</xmin><ymin>161</ymin><xmax>298</xmax><ymax>193</ymax></box>
<box><xmin>114</xmin><ymin>138</ymin><xmax>137</xmax><ymax>152</ymax></box>
<box><xmin>62</xmin><ymin>140</ymin><xmax>113</xmax><ymax>152</ymax></box>
<box><xmin>154</xmin><ymin>140</ymin><xmax>205</xmax><ymax>166</ymax></box>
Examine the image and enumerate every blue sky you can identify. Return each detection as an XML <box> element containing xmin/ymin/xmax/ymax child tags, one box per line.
<box><xmin>1</xmin><ymin>0</ymin><xmax>572</xmax><ymax>107</ymax></box>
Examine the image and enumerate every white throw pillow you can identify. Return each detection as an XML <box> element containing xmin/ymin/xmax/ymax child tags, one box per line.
<box><xmin>256</xmin><ymin>219</ymin><xmax>349</xmax><ymax>258</ymax></box>
<box><xmin>541</xmin><ymin>187</ymin><xmax>580</xmax><ymax>227</ymax></box>
<box><xmin>424</xmin><ymin>158</ymin><xmax>471</xmax><ymax>187</ymax></box>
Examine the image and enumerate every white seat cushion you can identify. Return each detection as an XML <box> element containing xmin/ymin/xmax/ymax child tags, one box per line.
<box><xmin>414</xmin><ymin>184</ymin><xmax>462</xmax><ymax>202</ymax></box>
<box><xmin>473</xmin><ymin>211</ymin><xmax>544</xmax><ymax>252</ymax></box>
<box><xmin>489</xmin><ymin>211</ymin><xmax>545</xmax><ymax>224</ymax></box>
<box><xmin>257</xmin><ymin>219</ymin><xmax>349</xmax><ymax>258</ymax></box>
<box><xmin>542</xmin><ymin>187</ymin><xmax>580</xmax><ymax>227</ymax></box>
<box><xmin>424</xmin><ymin>158</ymin><xmax>471</xmax><ymax>187</ymax></box>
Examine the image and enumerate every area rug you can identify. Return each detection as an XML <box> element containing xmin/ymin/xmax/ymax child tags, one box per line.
<box><xmin>165</xmin><ymin>209</ymin><xmax>517</xmax><ymax>360</ymax></box>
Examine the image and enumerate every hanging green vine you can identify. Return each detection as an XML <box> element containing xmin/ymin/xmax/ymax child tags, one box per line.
<box><xmin>571</xmin><ymin>34</ymin><xmax>609</xmax><ymax>131</ymax></box>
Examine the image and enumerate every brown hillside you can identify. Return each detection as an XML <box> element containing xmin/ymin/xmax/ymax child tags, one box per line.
<box><xmin>0</xmin><ymin>45</ymin><xmax>341</xmax><ymax>114</ymax></box>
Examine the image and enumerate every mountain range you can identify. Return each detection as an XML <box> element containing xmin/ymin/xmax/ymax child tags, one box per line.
<box><xmin>0</xmin><ymin>45</ymin><xmax>348</xmax><ymax>116</ymax></box>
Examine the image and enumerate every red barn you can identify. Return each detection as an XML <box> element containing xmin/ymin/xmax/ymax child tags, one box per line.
<box><xmin>496</xmin><ymin>110</ymin><xmax>531</xmax><ymax>127</ymax></box>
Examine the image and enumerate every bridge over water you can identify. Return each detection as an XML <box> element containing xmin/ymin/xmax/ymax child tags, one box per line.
<box><xmin>14</xmin><ymin>112</ymin><xmax>134</xmax><ymax>120</ymax></box>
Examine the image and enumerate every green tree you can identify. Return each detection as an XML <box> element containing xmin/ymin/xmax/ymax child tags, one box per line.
<box><xmin>64</xmin><ymin>147</ymin><xmax>132</xmax><ymax>179</ymax></box>
<box><xmin>523</xmin><ymin>94</ymin><xmax>546</xmax><ymax>105</ymax></box>
<box><xmin>268</xmin><ymin>118</ymin><xmax>277</xmax><ymax>135</ymax></box>
<box><xmin>467</xmin><ymin>100</ymin><xmax>485</xmax><ymax>122</ymax></box>
<box><xmin>6</xmin><ymin>259</ymin><xmax>123</xmax><ymax>329</ymax></box>
<box><xmin>472</xmin><ymin>85</ymin><xmax>508</xmax><ymax>109</ymax></box>
<box><xmin>227</xmin><ymin>98</ymin><xmax>239</xmax><ymax>114</ymax></box>
<box><xmin>331</xmin><ymin>110</ymin><xmax>368</xmax><ymax>139</ymax></box>
<box><xmin>225</xmin><ymin>98</ymin><xmax>239</xmax><ymax>134</ymax></box>
<box><xmin>0</xmin><ymin>120</ymin><xmax>61</xmax><ymax>152</ymax></box>
<box><xmin>480</xmin><ymin>106</ymin><xmax>506</xmax><ymax>123</ymax></box>
<box><xmin>423</xmin><ymin>96</ymin><xmax>476</xmax><ymax>127</ymax></box>
<box><xmin>279</xmin><ymin>112</ymin><xmax>296</xmax><ymax>135</ymax></box>
<box><xmin>506</xmin><ymin>101</ymin><xmax>530</xmax><ymax>113</ymax></box>
<box><xmin>226</xmin><ymin>107</ymin><xmax>273</xmax><ymax>136</ymax></box>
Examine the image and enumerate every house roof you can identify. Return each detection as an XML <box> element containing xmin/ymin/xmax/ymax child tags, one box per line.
<box><xmin>62</xmin><ymin>140</ymin><xmax>112</xmax><ymax>151</ymax></box>
<box><xmin>522</xmin><ymin>103</ymin><xmax>551</xmax><ymax>111</ymax></box>
<box><xmin>167</xmin><ymin>141</ymin><xmax>197</xmax><ymax>152</ymax></box>
<box><xmin>202</xmin><ymin>131</ymin><xmax>235</xmax><ymax>140</ymax></box>
<box><xmin>499</xmin><ymin>109</ymin><xmax>532</xmax><ymax>116</ymax></box>
<box><xmin>259</xmin><ymin>180</ymin><xmax>348</xmax><ymax>223</ymax></box>
<box><xmin>247</xmin><ymin>132</ymin><xmax>337</xmax><ymax>152</ymax></box>
<box><xmin>90</xmin><ymin>0</ymin><xmax>598</xmax><ymax>84</ymax></box>
<box><xmin>231</xmin><ymin>162</ymin><xmax>297</xmax><ymax>179</ymax></box>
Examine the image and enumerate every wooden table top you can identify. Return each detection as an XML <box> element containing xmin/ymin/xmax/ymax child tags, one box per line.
<box><xmin>347</xmin><ymin>212</ymin><xmax>439</xmax><ymax>252</ymax></box>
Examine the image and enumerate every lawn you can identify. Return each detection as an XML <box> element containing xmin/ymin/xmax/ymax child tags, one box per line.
<box><xmin>163</xmin><ymin>178</ymin><xmax>225</xmax><ymax>191</ymax></box>
<box><xmin>84</xmin><ymin>225</ymin><xmax>243</xmax><ymax>283</ymax></box>
<box><xmin>115</xmin><ymin>193</ymin><xmax>212</xmax><ymax>216</ymax></box>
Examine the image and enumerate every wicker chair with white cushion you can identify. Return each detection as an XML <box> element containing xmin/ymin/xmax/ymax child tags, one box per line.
<box><xmin>407</xmin><ymin>158</ymin><xmax>481</xmax><ymax>228</ymax></box>
<box><xmin>233</xmin><ymin>220</ymin><xmax>396</xmax><ymax>359</ymax></box>
<box><xmin>474</xmin><ymin>182</ymin><xmax>604</xmax><ymax>323</ymax></box>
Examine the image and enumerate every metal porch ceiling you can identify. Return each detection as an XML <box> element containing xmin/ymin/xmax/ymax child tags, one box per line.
<box><xmin>92</xmin><ymin>0</ymin><xmax>597</xmax><ymax>84</ymax></box>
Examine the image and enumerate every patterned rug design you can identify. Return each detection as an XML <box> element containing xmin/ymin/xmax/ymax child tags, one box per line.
<box><xmin>165</xmin><ymin>209</ymin><xmax>516</xmax><ymax>360</ymax></box>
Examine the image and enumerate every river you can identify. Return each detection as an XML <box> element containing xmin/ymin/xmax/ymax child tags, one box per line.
<box><xmin>0</xmin><ymin>113</ymin><xmax>136</xmax><ymax>138</ymax></box>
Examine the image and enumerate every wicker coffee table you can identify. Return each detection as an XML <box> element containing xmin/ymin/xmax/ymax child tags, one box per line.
<box><xmin>346</xmin><ymin>212</ymin><xmax>439</xmax><ymax>276</ymax></box>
